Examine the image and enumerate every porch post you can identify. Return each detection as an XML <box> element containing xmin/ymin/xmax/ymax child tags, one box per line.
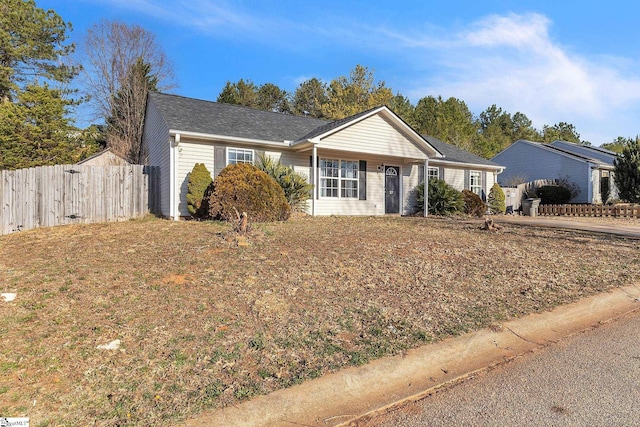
<box><xmin>312</xmin><ymin>144</ymin><xmax>318</xmax><ymax>216</ymax></box>
<box><xmin>424</xmin><ymin>158</ymin><xmax>429</xmax><ymax>217</ymax></box>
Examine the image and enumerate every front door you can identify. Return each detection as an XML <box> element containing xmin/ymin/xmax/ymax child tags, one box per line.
<box><xmin>385</xmin><ymin>166</ymin><xmax>400</xmax><ymax>214</ymax></box>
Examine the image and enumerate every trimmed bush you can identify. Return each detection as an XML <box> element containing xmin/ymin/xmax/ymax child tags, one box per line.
<box><xmin>487</xmin><ymin>183</ymin><xmax>506</xmax><ymax>214</ymax></box>
<box><xmin>186</xmin><ymin>163</ymin><xmax>212</xmax><ymax>217</ymax></box>
<box><xmin>536</xmin><ymin>185</ymin><xmax>572</xmax><ymax>205</ymax></box>
<box><xmin>415</xmin><ymin>178</ymin><xmax>464</xmax><ymax>216</ymax></box>
<box><xmin>206</xmin><ymin>163</ymin><xmax>291</xmax><ymax>222</ymax></box>
<box><xmin>462</xmin><ymin>190</ymin><xmax>486</xmax><ymax>217</ymax></box>
<box><xmin>255</xmin><ymin>153</ymin><xmax>313</xmax><ymax>212</ymax></box>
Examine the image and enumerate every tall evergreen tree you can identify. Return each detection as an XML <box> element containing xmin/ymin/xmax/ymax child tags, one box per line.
<box><xmin>292</xmin><ymin>77</ymin><xmax>327</xmax><ymax>118</ymax></box>
<box><xmin>613</xmin><ymin>137</ymin><xmax>640</xmax><ymax>203</ymax></box>
<box><xmin>321</xmin><ymin>65</ymin><xmax>393</xmax><ymax>119</ymax></box>
<box><xmin>0</xmin><ymin>0</ymin><xmax>99</xmax><ymax>169</ymax></box>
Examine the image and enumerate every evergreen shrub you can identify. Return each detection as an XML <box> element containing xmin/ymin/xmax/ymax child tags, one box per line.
<box><xmin>487</xmin><ymin>183</ymin><xmax>506</xmax><ymax>214</ymax></box>
<box><xmin>186</xmin><ymin>163</ymin><xmax>212</xmax><ymax>217</ymax></box>
<box><xmin>206</xmin><ymin>163</ymin><xmax>291</xmax><ymax>222</ymax></box>
<box><xmin>462</xmin><ymin>190</ymin><xmax>486</xmax><ymax>217</ymax></box>
<box><xmin>415</xmin><ymin>179</ymin><xmax>464</xmax><ymax>215</ymax></box>
<box><xmin>255</xmin><ymin>153</ymin><xmax>313</xmax><ymax>211</ymax></box>
<box><xmin>536</xmin><ymin>185</ymin><xmax>572</xmax><ymax>205</ymax></box>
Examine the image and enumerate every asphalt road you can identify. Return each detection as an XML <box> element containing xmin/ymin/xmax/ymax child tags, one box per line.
<box><xmin>356</xmin><ymin>309</ymin><xmax>640</xmax><ymax>427</ymax></box>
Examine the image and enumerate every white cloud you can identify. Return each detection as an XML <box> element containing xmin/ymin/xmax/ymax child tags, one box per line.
<box><xmin>400</xmin><ymin>13</ymin><xmax>640</xmax><ymax>143</ymax></box>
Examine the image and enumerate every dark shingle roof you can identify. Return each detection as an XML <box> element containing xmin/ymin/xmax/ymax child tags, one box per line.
<box><xmin>148</xmin><ymin>92</ymin><xmax>330</xmax><ymax>142</ymax></box>
<box><xmin>422</xmin><ymin>135</ymin><xmax>501</xmax><ymax>167</ymax></box>
<box><xmin>519</xmin><ymin>140</ymin><xmax>610</xmax><ymax>166</ymax></box>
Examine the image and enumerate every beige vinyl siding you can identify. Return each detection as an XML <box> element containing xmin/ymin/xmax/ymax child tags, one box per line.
<box><xmin>485</xmin><ymin>171</ymin><xmax>496</xmax><ymax>195</ymax></box>
<box><xmin>176</xmin><ymin>140</ymin><xmax>215</xmax><ymax>216</ymax></box>
<box><xmin>402</xmin><ymin>164</ymin><xmax>421</xmax><ymax>214</ymax></box>
<box><xmin>443</xmin><ymin>167</ymin><xmax>465</xmax><ymax>191</ymax></box>
<box><xmin>319</xmin><ymin>114</ymin><xmax>427</xmax><ymax>160</ymax></box>
<box><xmin>142</xmin><ymin>98</ymin><xmax>171</xmax><ymax>216</ymax></box>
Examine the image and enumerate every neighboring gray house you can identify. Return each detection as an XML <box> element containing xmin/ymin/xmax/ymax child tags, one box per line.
<box><xmin>491</xmin><ymin>139</ymin><xmax>618</xmax><ymax>203</ymax></box>
<box><xmin>142</xmin><ymin>92</ymin><xmax>504</xmax><ymax>219</ymax></box>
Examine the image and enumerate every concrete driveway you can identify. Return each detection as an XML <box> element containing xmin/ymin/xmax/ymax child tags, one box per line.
<box><xmin>495</xmin><ymin>215</ymin><xmax>640</xmax><ymax>239</ymax></box>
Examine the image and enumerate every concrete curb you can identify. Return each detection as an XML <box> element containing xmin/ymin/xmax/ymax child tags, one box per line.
<box><xmin>180</xmin><ymin>285</ymin><xmax>640</xmax><ymax>427</ymax></box>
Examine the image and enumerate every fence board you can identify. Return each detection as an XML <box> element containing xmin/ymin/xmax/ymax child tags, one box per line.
<box><xmin>539</xmin><ymin>204</ymin><xmax>640</xmax><ymax>219</ymax></box>
<box><xmin>0</xmin><ymin>164</ymin><xmax>157</xmax><ymax>235</ymax></box>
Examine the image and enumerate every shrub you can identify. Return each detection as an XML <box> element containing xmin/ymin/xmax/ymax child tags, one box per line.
<box><xmin>536</xmin><ymin>185</ymin><xmax>572</xmax><ymax>204</ymax></box>
<box><xmin>487</xmin><ymin>183</ymin><xmax>506</xmax><ymax>214</ymax></box>
<box><xmin>206</xmin><ymin>163</ymin><xmax>291</xmax><ymax>222</ymax></box>
<box><xmin>462</xmin><ymin>190</ymin><xmax>486</xmax><ymax>217</ymax></box>
<box><xmin>415</xmin><ymin>179</ymin><xmax>464</xmax><ymax>216</ymax></box>
<box><xmin>255</xmin><ymin>153</ymin><xmax>313</xmax><ymax>212</ymax></box>
<box><xmin>186</xmin><ymin>163</ymin><xmax>212</xmax><ymax>217</ymax></box>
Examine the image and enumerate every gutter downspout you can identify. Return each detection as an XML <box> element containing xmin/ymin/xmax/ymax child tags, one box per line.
<box><xmin>587</xmin><ymin>164</ymin><xmax>594</xmax><ymax>204</ymax></box>
<box><xmin>312</xmin><ymin>144</ymin><xmax>318</xmax><ymax>216</ymax></box>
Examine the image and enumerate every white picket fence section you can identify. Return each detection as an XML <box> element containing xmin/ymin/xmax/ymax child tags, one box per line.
<box><xmin>1</xmin><ymin>164</ymin><xmax>158</xmax><ymax>235</ymax></box>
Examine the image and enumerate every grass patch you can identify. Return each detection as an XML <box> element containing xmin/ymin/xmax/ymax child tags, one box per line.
<box><xmin>0</xmin><ymin>215</ymin><xmax>638</xmax><ymax>425</ymax></box>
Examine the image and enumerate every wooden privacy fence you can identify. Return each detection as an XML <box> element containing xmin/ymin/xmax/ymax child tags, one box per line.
<box><xmin>1</xmin><ymin>164</ymin><xmax>158</xmax><ymax>235</ymax></box>
<box><xmin>538</xmin><ymin>204</ymin><xmax>640</xmax><ymax>218</ymax></box>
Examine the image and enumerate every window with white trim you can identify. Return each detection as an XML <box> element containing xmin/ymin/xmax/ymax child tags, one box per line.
<box><xmin>427</xmin><ymin>167</ymin><xmax>439</xmax><ymax>180</ymax></box>
<box><xmin>320</xmin><ymin>159</ymin><xmax>358</xmax><ymax>198</ymax></box>
<box><xmin>227</xmin><ymin>148</ymin><xmax>254</xmax><ymax>165</ymax></box>
<box><xmin>470</xmin><ymin>170</ymin><xmax>482</xmax><ymax>195</ymax></box>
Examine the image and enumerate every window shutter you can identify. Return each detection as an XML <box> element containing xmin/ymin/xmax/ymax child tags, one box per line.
<box><xmin>418</xmin><ymin>165</ymin><xmax>425</xmax><ymax>185</ymax></box>
<box><xmin>359</xmin><ymin>160</ymin><xmax>367</xmax><ymax>200</ymax></box>
<box><xmin>439</xmin><ymin>167</ymin><xmax>445</xmax><ymax>181</ymax></box>
<box><xmin>214</xmin><ymin>146</ymin><xmax>226</xmax><ymax>177</ymax></box>
<box><xmin>464</xmin><ymin>169</ymin><xmax>470</xmax><ymax>190</ymax></box>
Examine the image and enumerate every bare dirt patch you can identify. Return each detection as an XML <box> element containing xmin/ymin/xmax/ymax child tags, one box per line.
<box><xmin>0</xmin><ymin>215</ymin><xmax>639</xmax><ymax>426</ymax></box>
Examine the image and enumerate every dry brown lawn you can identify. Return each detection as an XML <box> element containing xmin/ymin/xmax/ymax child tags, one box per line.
<box><xmin>1</xmin><ymin>215</ymin><xmax>639</xmax><ymax>426</ymax></box>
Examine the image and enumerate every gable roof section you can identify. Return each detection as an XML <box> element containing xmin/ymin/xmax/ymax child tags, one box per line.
<box><xmin>293</xmin><ymin>106</ymin><xmax>442</xmax><ymax>158</ymax></box>
<box><xmin>549</xmin><ymin>140</ymin><xmax>617</xmax><ymax>166</ymax></box>
<box><xmin>148</xmin><ymin>92</ymin><xmax>330</xmax><ymax>142</ymax></box>
<box><xmin>422</xmin><ymin>135</ymin><xmax>501</xmax><ymax>169</ymax></box>
<box><xmin>494</xmin><ymin>140</ymin><xmax>612</xmax><ymax>167</ymax></box>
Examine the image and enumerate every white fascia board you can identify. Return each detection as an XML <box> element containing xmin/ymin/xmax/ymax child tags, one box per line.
<box><xmin>430</xmin><ymin>159</ymin><xmax>504</xmax><ymax>172</ymax></box>
<box><xmin>169</xmin><ymin>129</ymin><xmax>291</xmax><ymax>148</ymax></box>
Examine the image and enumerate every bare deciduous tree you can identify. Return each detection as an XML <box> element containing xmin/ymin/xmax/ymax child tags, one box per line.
<box><xmin>80</xmin><ymin>20</ymin><xmax>175</xmax><ymax>163</ymax></box>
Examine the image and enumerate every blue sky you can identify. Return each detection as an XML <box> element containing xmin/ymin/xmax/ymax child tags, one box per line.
<box><xmin>39</xmin><ymin>0</ymin><xmax>640</xmax><ymax>146</ymax></box>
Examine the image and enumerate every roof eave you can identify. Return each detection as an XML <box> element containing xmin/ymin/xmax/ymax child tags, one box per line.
<box><xmin>430</xmin><ymin>158</ymin><xmax>504</xmax><ymax>171</ymax></box>
<box><xmin>169</xmin><ymin>129</ymin><xmax>291</xmax><ymax>148</ymax></box>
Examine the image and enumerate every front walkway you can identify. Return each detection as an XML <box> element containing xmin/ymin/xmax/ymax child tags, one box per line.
<box><xmin>495</xmin><ymin>215</ymin><xmax>640</xmax><ymax>239</ymax></box>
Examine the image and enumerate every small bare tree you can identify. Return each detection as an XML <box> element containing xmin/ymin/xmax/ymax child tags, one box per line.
<box><xmin>79</xmin><ymin>20</ymin><xmax>175</xmax><ymax>163</ymax></box>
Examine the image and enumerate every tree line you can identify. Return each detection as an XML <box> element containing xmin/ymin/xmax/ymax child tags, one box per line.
<box><xmin>215</xmin><ymin>65</ymin><xmax>587</xmax><ymax>159</ymax></box>
<box><xmin>0</xmin><ymin>1</ymin><xmax>637</xmax><ymax>171</ymax></box>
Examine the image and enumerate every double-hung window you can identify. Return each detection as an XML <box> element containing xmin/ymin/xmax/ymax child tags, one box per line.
<box><xmin>320</xmin><ymin>159</ymin><xmax>358</xmax><ymax>198</ymax></box>
<box><xmin>427</xmin><ymin>167</ymin><xmax>439</xmax><ymax>180</ymax></box>
<box><xmin>227</xmin><ymin>148</ymin><xmax>254</xmax><ymax>165</ymax></box>
<box><xmin>469</xmin><ymin>171</ymin><xmax>482</xmax><ymax>195</ymax></box>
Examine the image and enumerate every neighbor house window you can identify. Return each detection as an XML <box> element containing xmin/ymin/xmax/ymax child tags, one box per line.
<box><xmin>227</xmin><ymin>148</ymin><xmax>254</xmax><ymax>165</ymax></box>
<box><xmin>320</xmin><ymin>159</ymin><xmax>358</xmax><ymax>198</ymax></box>
<box><xmin>470</xmin><ymin>171</ymin><xmax>482</xmax><ymax>195</ymax></box>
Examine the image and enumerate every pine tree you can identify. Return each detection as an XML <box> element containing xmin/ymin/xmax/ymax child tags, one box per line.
<box><xmin>613</xmin><ymin>138</ymin><xmax>640</xmax><ymax>203</ymax></box>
